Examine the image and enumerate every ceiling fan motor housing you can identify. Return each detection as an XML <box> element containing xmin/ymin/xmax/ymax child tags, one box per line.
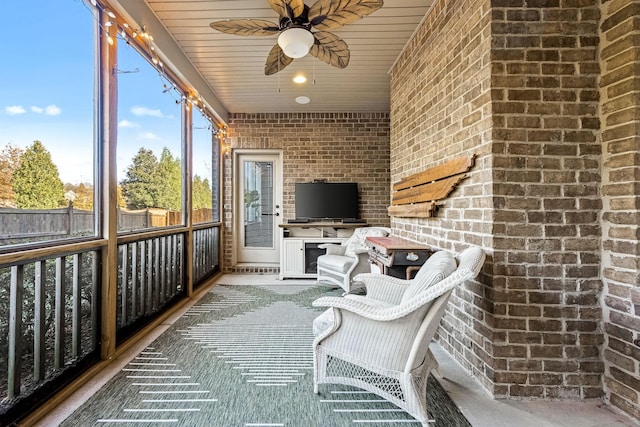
<box><xmin>278</xmin><ymin>5</ymin><xmax>311</xmax><ymax>29</ymax></box>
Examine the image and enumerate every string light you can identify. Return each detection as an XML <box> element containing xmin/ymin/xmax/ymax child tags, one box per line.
<box><xmin>83</xmin><ymin>0</ymin><xmax>225</xmax><ymax>140</ymax></box>
<box><xmin>214</xmin><ymin>125</ymin><xmax>230</xmax><ymax>157</ymax></box>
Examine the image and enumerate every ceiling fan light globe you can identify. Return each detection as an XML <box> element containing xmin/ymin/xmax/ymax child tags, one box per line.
<box><xmin>278</xmin><ymin>28</ymin><xmax>314</xmax><ymax>59</ymax></box>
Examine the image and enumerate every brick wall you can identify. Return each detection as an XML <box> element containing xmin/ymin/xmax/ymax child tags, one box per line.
<box><xmin>600</xmin><ymin>0</ymin><xmax>640</xmax><ymax>420</ymax></box>
<box><xmin>390</xmin><ymin>0</ymin><xmax>496</xmax><ymax>392</ymax></box>
<box><xmin>223</xmin><ymin>112</ymin><xmax>391</xmax><ymax>271</ymax></box>
<box><xmin>391</xmin><ymin>0</ymin><xmax>605</xmax><ymax>401</ymax></box>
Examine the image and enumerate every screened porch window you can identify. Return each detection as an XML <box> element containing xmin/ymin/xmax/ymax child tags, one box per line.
<box><xmin>0</xmin><ymin>1</ymin><xmax>96</xmax><ymax>248</ymax></box>
<box><xmin>116</xmin><ymin>40</ymin><xmax>184</xmax><ymax>232</ymax></box>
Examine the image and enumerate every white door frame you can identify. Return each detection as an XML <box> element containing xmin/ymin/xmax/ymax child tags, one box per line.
<box><xmin>232</xmin><ymin>149</ymin><xmax>283</xmax><ymax>265</ymax></box>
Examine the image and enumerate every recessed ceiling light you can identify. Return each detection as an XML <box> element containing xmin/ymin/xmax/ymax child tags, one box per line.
<box><xmin>293</xmin><ymin>74</ymin><xmax>307</xmax><ymax>84</ymax></box>
<box><xmin>295</xmin><ymin>96</ymin><xmax>311</xmax><ymax>104</ymax></box>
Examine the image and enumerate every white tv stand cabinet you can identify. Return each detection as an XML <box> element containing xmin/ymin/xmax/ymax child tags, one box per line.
<box><xmin>279</xmin><ymin>222</ymin><xmax>366</xmax><ymax>279</ymax></box>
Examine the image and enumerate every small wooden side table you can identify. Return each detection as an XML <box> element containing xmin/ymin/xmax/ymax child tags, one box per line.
<box><xmin>365</xmin><ymin>236</ymin><xmax>433</xmax><ymax>279</ymax></box>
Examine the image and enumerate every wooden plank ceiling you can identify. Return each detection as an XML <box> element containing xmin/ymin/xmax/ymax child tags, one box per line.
<box><xmin>144</xmin><ymin>0</ymin><xmax>433</xmax><ymax>113</ymax></box>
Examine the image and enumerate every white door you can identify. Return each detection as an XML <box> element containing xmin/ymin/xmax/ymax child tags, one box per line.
<box><xmin>234</xmin><ymin>151</ymin><xmax>282</xmax><ymax>264</ymax></box>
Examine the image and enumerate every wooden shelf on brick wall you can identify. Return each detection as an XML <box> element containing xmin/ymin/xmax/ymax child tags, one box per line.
<box><xmin>388</xmin><ymin>154</ymin><xmax>475</xmax><ymax>218</ymax></box>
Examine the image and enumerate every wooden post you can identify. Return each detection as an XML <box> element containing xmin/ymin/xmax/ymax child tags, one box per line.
<box><xmin>72</xmin><ymin>253</ymin><xmax>83</xmax><ymax>357</ymax></box>
<box><xmin>34</xmin><ymin>261</ymin><xmax>46</xmax><ymax>381</ymax></box>
<box><xmin>68</xmin><ymin>201</ymin><xmax>74</xmax><ymax>237</ymax></box>
<box><xmin>183</xmin><ymin>100</ymin><xmax>194</xmax><ymax>296</ymax></box>
<box><xmin>7</xmin><ymin>265</ymin><xmax>24</xmax><ymax>398</ymax></box>
<box><xmin>100</xmin><ymin>10</ymin><xmax>118</xmax><ymax>361</ymax></box>
<box><xmin>54</xmin><ymin>257</ymin><xmax>65</xmax><ymax>369</ymax></box>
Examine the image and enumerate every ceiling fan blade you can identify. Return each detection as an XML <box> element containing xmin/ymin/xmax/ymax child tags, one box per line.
<box><xmin>309</xmin><ymin>31</ymin><xmax>350</xmax><ymax>69</ymax></box>
<box><xmin>268</xmin><ymin>0</ymin><xmax>305</xmax><ymax>19</ymax></box>
<box><xmin>309</xmin><ymin>0</ymin><xmax>384</xmax><ymax>31</ymax></box>
<box><xmin>265</xmin><ymin>44</ymin><xmax>294</xmax><ymax>75</ymax></box>
<box><xmin>210</xmin><ymin>19</ymin><xmax>280</xmax><ymax>36</ymax></box>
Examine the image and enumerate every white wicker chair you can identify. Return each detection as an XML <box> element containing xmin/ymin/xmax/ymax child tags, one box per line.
<box><xmin>312</xmin><ymin>246</ymin><xmax>486</xmax><ymax>426</ymax></box>
<box><xmin>316</xmin><ymin>226</ymin><xmax>390</xmax><ymax>293</ymax></box>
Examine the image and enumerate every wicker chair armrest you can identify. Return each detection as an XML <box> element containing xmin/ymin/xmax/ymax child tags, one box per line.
<box><xmin>313</xmin><ymin>296</ymin><xmax>410</xmax><ymax>322</ymax></box>
<box><xmin>315</xmin><ymin>267</ymin><xmax>477</xmax><ymax>321</ymax></box>
<box><xmin>353</xmin><ymin>273</ymin><xmax>410</xmax><ymax>305</ymax></box>
<box><xmin>319</xmin><ymin>244</ymin><xmax>346</xmax><ymax>256</ymax></box>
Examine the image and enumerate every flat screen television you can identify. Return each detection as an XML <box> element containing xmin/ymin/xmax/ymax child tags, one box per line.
<box><xmin>295</xmin><ymin>182</ymin><xmax>359</xmax><ymax>220</ymax></box>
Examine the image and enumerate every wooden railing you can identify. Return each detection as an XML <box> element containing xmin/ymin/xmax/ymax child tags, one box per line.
<box><xmin>0</xmin><ymin>245</ymin><xmax>101</xmax><ymax>406</ymax></box>
<box><xmin>193</xmin><ymin>224</ymin><xmax>220</xmax><ymax>286</ymax></box>
<box><xmin>0</xmin><ymin>222</ymin><xmax>221</xmax><ymax>420</ymax></box>
<box><xmin>116</xmin><ymin>232</ymin><xmax>185</xmax><ymax>335</ymax></box>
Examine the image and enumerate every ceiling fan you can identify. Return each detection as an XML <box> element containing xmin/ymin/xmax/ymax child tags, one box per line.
<box><xmin>210</xmin><ymin>0</ymin><xmax>384</xmax><ymax>75</ymax></box>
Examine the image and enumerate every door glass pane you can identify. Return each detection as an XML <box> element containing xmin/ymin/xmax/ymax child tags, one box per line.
<box><xmin>243</xmin><ymin>161</ymin><xmax>273</xmax><ymax>248</ymax></box>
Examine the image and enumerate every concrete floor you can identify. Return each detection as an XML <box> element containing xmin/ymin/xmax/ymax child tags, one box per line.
<box><xmin>431</xmin><ymin>344</ymin><xmax>637</xmax><ymax>427</ymax></box>
<box><xmin>33</xmin><ymin>274</ymin><xmax>639</xmax><ymax>427</ymax></box>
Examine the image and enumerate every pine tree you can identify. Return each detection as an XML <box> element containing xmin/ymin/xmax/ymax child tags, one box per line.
<box><xmin>192</xmin><ymin>175</ymin><xmax>213</xmax><ymax>209</ymax></box>
<box><xmin>156</xmin><ymin>147</ymin><xmax>182</xmax><ymax>210</ymax></box>
<box><xmin>12</xmin><ymin>141</ymin><xmax>64</xmax><ymax>209</ymax></box>
<box><xmin>121</xmin><ymin>147</ymin><xmax>159</xmax><ymax>209</ymax></box>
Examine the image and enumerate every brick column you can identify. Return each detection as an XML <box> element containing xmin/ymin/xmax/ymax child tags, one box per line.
<box><xmin>599</xmin><ymin>0</ymin><xmax>640</xmax><ymax>419</ymax></box>
<box><xmin>490</xmin><ymin>2</ymin><xmax>603</xmax><ymax>399</ymax></box>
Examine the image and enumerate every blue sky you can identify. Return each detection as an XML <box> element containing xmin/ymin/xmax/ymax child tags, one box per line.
<box><xmin>0</xmin><ymin>0</ymin><xmax>214</xmax><ymax>185</ymax></box>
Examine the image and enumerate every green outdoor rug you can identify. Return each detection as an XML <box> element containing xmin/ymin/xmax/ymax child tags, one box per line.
<box><xmin>61</xmin><ymin>283</ymin><xmax>470</xmax><ymax>426</ymax></box>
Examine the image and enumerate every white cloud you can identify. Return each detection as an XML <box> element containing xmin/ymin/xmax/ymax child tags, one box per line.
<box><xmin>5</xmin><ymin>105</ymin><xmax>26</xmax><ymax>115</ymax></box>
<box><xmin>45</xmin><ymin>105</ymin><xmax>62</xmax><ymax>116</ymax></box>
<box><xmin>140</xmin><ymin>132</ymin><xmax>158</xmax><ymax>140</ymax></box>
<box><xmin>118</xmin><ymin>119</ymin><xmax>139</xmax><ymax>128</ymax></box>
<box><xmin>28</xmin><ymin>105</ymin><xmax>61</xmax><ymax>116</ymax></box>
<box><xmin>131</xmin><ymin>106</ymin><xmax>166</xmax><ymax>118</ymax></box>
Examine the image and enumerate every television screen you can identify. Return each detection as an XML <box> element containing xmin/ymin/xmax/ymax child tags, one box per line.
<box><xmin>295</xmin><ymin>182</ymin><xmax>359</xmax><ymax>220</ymax></box>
